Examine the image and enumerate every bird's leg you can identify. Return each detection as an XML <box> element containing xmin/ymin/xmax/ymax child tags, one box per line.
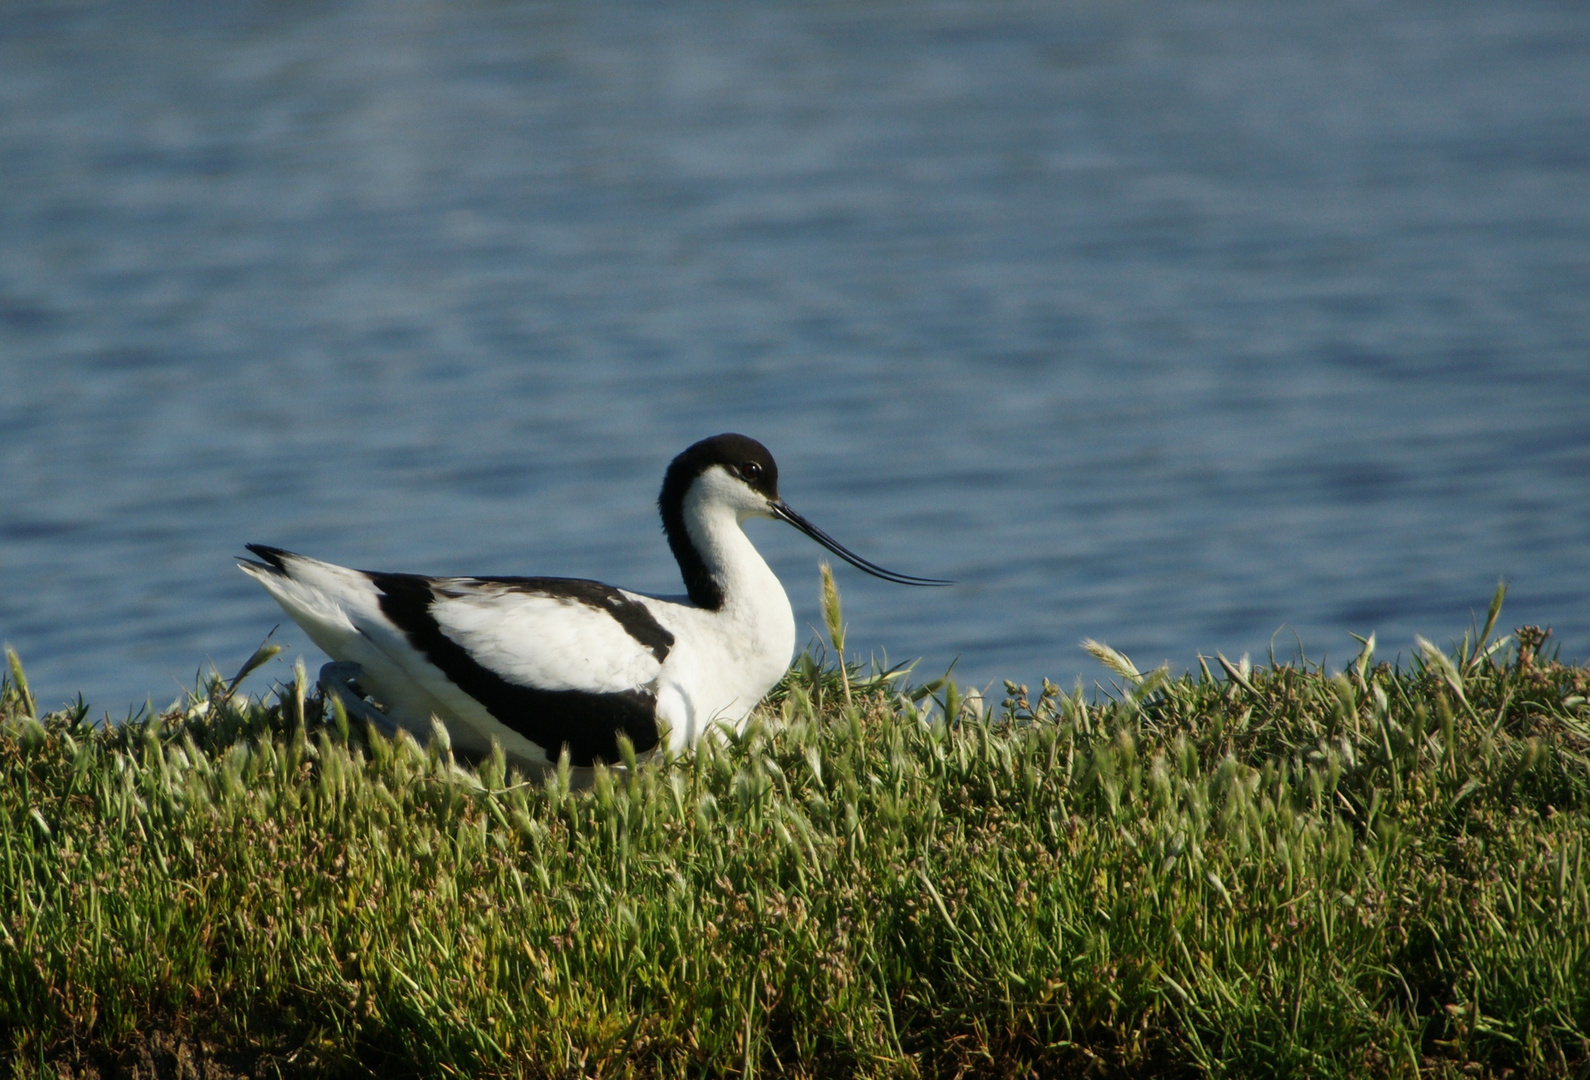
<box><xmin>318</xmin><ymin>662</ymin><xmax>400</xmax><ymax>738</ymax></box>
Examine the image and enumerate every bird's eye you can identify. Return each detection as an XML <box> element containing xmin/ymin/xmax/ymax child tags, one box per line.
<box><xmin>741</xmin><ymin>461</ymin><xmax>763</xmax><ymax>481</ymax></box>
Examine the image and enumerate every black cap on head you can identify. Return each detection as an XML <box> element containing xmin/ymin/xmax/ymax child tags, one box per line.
<box><xmin>660</xmin><ymin>433</ymin><xmax>780</xmax><ymax>505</ymax></box>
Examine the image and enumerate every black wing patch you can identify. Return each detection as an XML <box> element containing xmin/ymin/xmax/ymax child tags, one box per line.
<box><xmin>243</xmin><ymin>543</ymin><xmax>294</xmax><ymax>575</ymax></box>
<box><xmin>369</xmin><ymin>571</ymin><xmax>664</xmax><ymax>767</ymax></box>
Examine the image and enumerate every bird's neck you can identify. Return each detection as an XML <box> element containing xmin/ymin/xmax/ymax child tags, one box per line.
<box><xmin>666</xmin><ymin>493</ymin><xmax>787</xmax><ymax>625</ymax></box>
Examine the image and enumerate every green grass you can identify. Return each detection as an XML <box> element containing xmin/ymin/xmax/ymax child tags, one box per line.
<box><xmin>2</xmin><ymin>587</ymin><xmax>1588</xmax><ymax>1078</ymax></box>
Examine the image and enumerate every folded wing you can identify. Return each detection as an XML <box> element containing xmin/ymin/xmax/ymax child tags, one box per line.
<box><xmin>240</xmin><ymin>545</ymin><xmax>675</xmax><ymax>766</ymax></box>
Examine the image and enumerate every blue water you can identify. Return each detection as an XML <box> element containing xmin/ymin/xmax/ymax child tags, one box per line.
<box><xmin>2</xmin><ymin>0</ymin><xmax>1588</xmax><ymax>715</ymax></box>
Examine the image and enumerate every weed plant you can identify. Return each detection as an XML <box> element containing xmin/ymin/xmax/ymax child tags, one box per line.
<box><xmin>1</xmin><ymin>585</ymin><xmax>1587</xmax><ymax>1078</ymax></box>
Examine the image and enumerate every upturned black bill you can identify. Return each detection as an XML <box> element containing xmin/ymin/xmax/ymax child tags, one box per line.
<box><xmin>770</xmin><ymin>502</ymin><xmax>953</xmax><ymax>586</ymax></box>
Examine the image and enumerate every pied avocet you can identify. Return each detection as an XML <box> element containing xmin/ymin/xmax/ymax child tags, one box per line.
<box><xmin>240</xmin><ymin>433</ymin><xmax>947</xmax><ymax>774</ymax></box>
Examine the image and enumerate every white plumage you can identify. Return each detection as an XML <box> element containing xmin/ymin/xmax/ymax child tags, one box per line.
<box><xmin>433</xmin><ymin>584</ymin><xmax>665</xmax><ymax>695</ymax></box>
<box><xmin>240</xmin><ymin>433</ymin><xmax>947</xmax><ymax>775</ymax></box>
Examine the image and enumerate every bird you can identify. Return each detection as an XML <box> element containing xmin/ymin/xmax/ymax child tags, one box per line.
<box><xmin>239</xmin><ymin>433</ymin><xmax>948</xmax><ymax>776</ymax></box>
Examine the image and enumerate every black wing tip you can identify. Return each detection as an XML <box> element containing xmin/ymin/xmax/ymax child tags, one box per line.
<box><xmin>241</xmin><ymin>543</ymin><xmax>294</xmax><ymax>574</ymax></box>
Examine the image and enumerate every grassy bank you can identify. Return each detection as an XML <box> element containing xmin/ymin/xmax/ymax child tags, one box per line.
<box><xmin>2</xmin><ymin>592</ymin><xmax>1588</xmax><ymax>1078</ymax></box>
